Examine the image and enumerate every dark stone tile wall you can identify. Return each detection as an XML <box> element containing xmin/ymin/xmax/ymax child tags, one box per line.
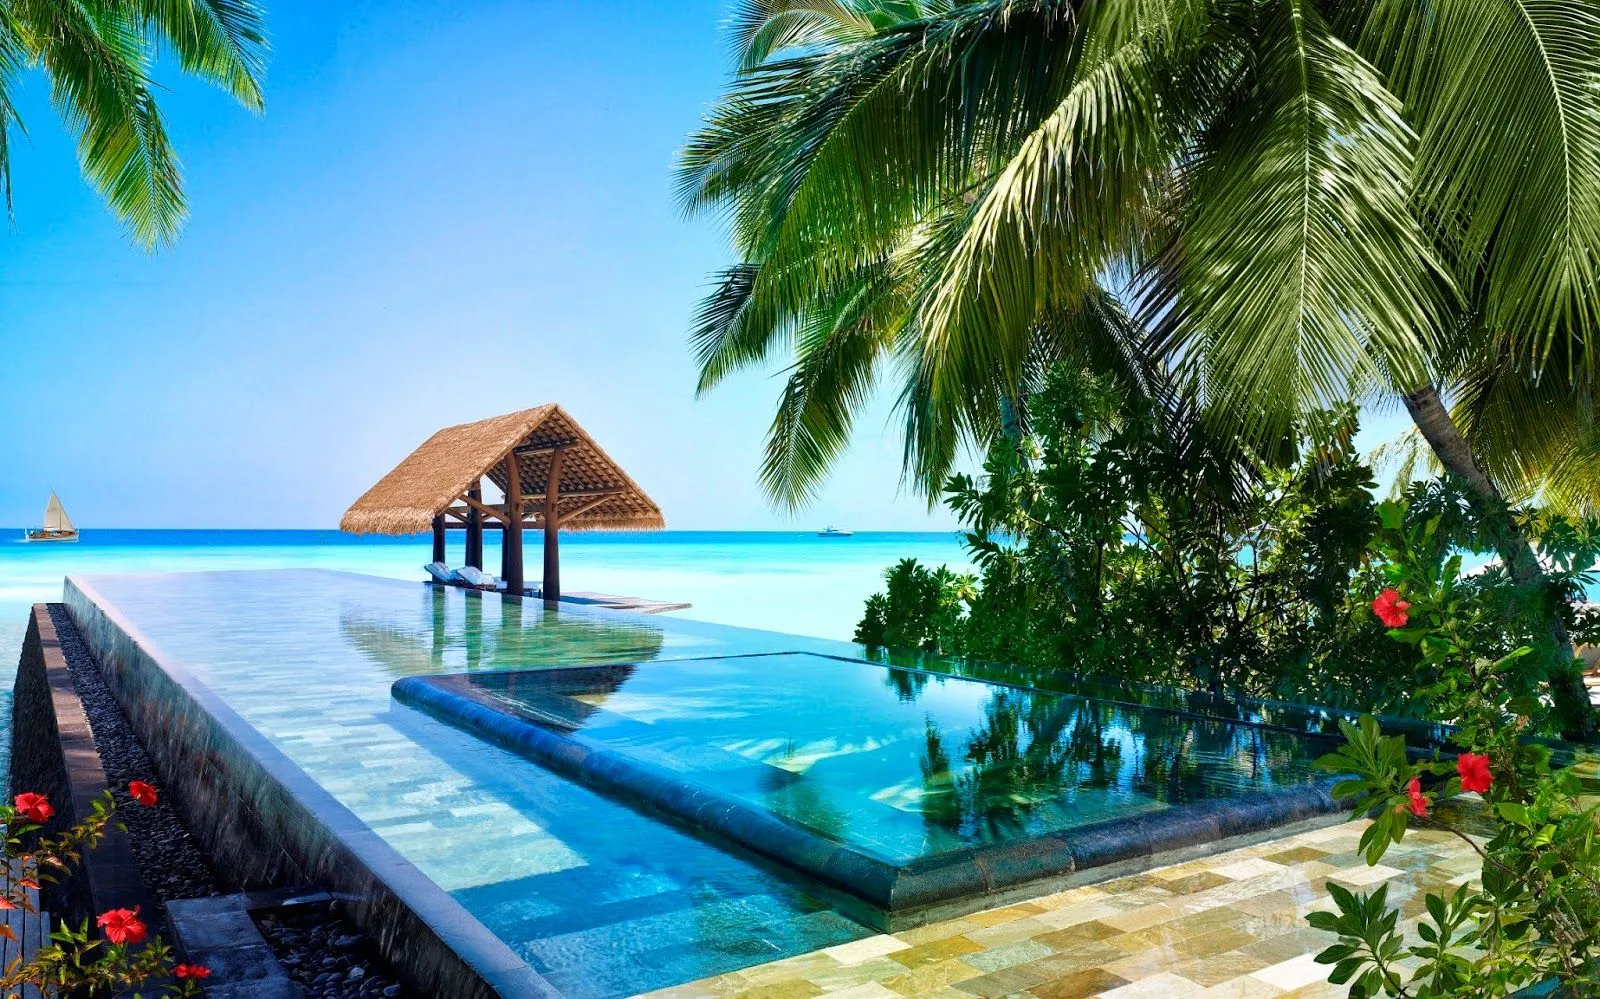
<box><xmin>63</xmin><ymin>580</ymin><xmax>560</xmax><ymax>999</ymax></box>
<box><xmin>8</xmin><ymin>604</ymin><xmax>153</xmax><ymax>929</ymax></box>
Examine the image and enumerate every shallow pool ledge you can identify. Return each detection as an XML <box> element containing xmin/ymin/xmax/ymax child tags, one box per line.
<box><xmin>62</xmin><ymin>576</ymin><xmax>559</xmax><ymax>999</ymax></box>
<box><xmin>395</xmin><ymin>670</ymin><xmax>1349</xmax><ymax>926</ymax></box>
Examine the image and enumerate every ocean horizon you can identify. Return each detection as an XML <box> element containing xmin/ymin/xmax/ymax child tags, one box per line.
<box><xmin>0</xmin><ymin>529</ymin><xmax>975</xmax><ymax>676</ymax></box>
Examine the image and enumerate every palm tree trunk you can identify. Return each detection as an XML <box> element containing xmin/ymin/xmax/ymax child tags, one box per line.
<box><xmin>1401</xmin><ymin>384</ymin><xmax>1596</xmax><ymax>739</ymax></box>
<box><xmin>1000</xmin><ymin>395</ymin><xmax>1026</xmax><ymax>454</ymax></box>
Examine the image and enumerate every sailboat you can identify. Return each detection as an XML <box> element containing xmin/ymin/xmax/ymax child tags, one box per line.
<box><xmin>24</xmin><ymin>492</ymin><xmax>78</xmax><ymax>542</ymax></box>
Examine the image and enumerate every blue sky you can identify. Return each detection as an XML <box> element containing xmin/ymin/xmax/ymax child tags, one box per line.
<box><xmin>0</xmin><ymin>1</ymin><xmax>1417</xmax><ymax>531</ymax></box>
<box><xmin>0</xmin><ymin>0</ymin><xmax>959</xmax><ymax>530</ymax></box>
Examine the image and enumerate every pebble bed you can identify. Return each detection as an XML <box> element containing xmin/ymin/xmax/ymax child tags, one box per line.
<box><xmin>257</xmin><ymin>901</ymin><xmax>415</xmax><ymax>999</ymax></box>
<box><xmin>48</xmin><ymin>606</ymin><xmax>417</xmax><ymax>999</ymax></box>
<box><xmin>48</xmin><ymin>605</ymin><xmax>220</xmax><ymax>919</ymax></box>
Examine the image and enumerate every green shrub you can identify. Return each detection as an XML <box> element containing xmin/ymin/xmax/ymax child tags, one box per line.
<box><xmin>854</xmin><ymin>559</ymin><xmax>973</xmax><ymax>655</ymax></box>
<box><xmin>1309</xmin><ymin>540</ymin><xmax>1600</xmax><ymax>998</ymax></box>
<box><xmin>856</xmin><ymin>367</ymin><xmax>1600</xmax><ymax>723</ymax></box>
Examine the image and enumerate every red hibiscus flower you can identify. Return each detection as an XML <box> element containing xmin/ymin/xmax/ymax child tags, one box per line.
<box><xmin>13</xmin><ymin>793</ymin><xmax>53</xmax><ymax>825</ymax></box>
<box><xmin>1372</xmin><ymin>588</ymin><xmax>1411</xmax><ymax>628</ymax></box>
<box><xmin>1406</xmin><ymin>776</ymin><xmax>1429</xmax><ymax>817</ymax></box>
<box><xmin>174</xmin><ymin>964</ymin><xmax>212</xmax><ymax>979</ymax></box>
<box><xmin>1457</xmin><ymin>752</ymin><xmax>1493</xmax><ymax>794</ymax></box>
<box><xmin>96</xmin><ymin>907</ymin><xmax>147</xmax><ymax>946</ymax></box>
<box><xmin>127</xmin><ymin>781</ymin><xmax>158</xmax><ymax>807</ymax></box>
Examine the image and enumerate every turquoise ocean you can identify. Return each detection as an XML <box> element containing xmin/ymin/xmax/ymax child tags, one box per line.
<box><xmin>0</xmin><ymin>530</ymin><xmax>974</xmax><ymax>677</ymax></box>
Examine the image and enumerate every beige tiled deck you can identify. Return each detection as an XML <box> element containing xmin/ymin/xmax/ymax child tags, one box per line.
<box><xmin>637</xmin><ymin>820</ymin><xmax>1481</xmax><ymax>999</ymax></box>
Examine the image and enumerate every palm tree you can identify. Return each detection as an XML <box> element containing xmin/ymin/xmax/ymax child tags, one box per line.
<box><xmin>682</xmin><ymin>0</ymin><xmax>1600</xmax><ymax>732</ymax></box>
<box><xmin>0</xmin><ymin>0</ymin><xmax>268</xmax><ymax>247</ymax></box>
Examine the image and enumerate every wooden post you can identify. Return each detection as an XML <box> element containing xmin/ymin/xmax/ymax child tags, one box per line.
<box><xmin>463</xmin><ymin>590</ymin><xmax>482</xmax><ymax>671</ymax></box>
<box><xmin>501</xmin><ymin>454</ymin><xmax>525</xmax><ymax>595</ymax></box>
<box><xmin>465</xmin><ymin>482</ymin><xmax>484</xmax><ymax>569</ymax></box>
<box><xmin>429</xmin><ymin>584</ymin><xmax>446</xmax><ymax>660</ymax></box>
<box><xmin>431</xmin><ymin>514</ymin><xmax>446</xmax><ymax>565</ymax></box>
<box><xmin>543</xmin><ymin>448</ymin><xmax>563</xmax><ymax>604</ymax></box>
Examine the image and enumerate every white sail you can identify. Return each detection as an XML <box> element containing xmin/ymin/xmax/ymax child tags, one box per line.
<box><xmin>42</xmin><ymin>493</ymin><xmax>73</xmax><ymax>532</ymax></box>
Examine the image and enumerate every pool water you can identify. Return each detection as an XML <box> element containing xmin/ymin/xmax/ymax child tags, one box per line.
<box><xmin>65</xmin><ymin>570</ymin><xmax>1334</xmax><ymax>998</ymax></box>
<box><xmin>70</xmin><ymin>570</ymin><xmax>874</xmax><ymax>998</ymax></box>
<box><xmin>450</xmin><ymin>652</ymin><xmax>1327</xmax><ymax>865</ymax></box>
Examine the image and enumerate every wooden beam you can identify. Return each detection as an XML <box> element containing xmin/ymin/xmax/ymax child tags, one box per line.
<box><xmin>431</xmin><ymin>515</ymin><xmax>446</xmax><ymax>564</ymax></box>
<box><xmin>557</xmin><ymin>494</ymin><xmax>616</xmax><ymax>521</ymax></box>
<box><xmin>544</xmin><ymin>447</ymin><xmax>563</xmax><ymax>603</ymax></box>
<box><xmin>516</xmin><ymin>486</ymin><xmax>625</xmax><ymax>502</ymax></box>
<box><xmin>447</xmin><ymin>519</ymin><xmax>543</xmax><ymax>529</ymax></box>
<box><xmin>512</xmin><ymin>438</ymin><xmax>579</xmax><ymax>457</ymax></box>
<box><xmin>457</xmin><ymin>492</ymin><xmax>505</xmax><ymax>523</ymax></box>
<box><xmin>444</xmin><ymin>511</ymin><xmax>503</xmax><ymax>525</ymax></box>
<box><xmin>502</xmin><ymin>454</ymin><xmax>525</xmax><ymax>594</ymax></box>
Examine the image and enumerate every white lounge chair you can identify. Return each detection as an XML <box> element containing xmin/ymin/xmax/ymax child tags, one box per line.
<box><xmin>457</xmin><ymin>566</ymin><xmax>500</xmax><ymax>591</ymax></box>
<box><xmin>425</xmin><ymin>562</ymin><xmax>462</xmax><ymax>585</ymax></box>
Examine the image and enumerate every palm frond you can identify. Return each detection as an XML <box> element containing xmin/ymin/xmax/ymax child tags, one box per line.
<box><xmin>1146</xmin><ymin>0</ymin><xmax>1445</xmax><ymax>441</ymax></box>
<box><xmin>0</xmin><ymin>9</ymin><xmax>28</xmax><ymax>220</ymax></box>
<box><xmin>728</xmin><ymin>0</ymin><xmax>877</xmax><ymax>69</ymax></box>
<box><xmin>1358</xmin><ymin>0</ymin><xmax>1600</xmax><ymax>367</ymax></box>
<box><xmin>15</xmin><ymin>0</ymin><xmax>184</xmax><ymax>247</ymax></box>
<box><xmin>914</xmin><ymin>1</ymin><xmax>1205</xmax><ymax>442</ymax></box>
<box><xmin>690</xmin><ymin>264</ymin><xmax>777</xmax><ymax>394</ymax></box>
<box><xmin>759</xmin><ymin>263</ymin><xmax>904</xmax><ymax>506</ymax></box>
<box><xmin>131</xmin><ymin>0</ymin><xmax>268</xmax><ymax>110</ymax></box>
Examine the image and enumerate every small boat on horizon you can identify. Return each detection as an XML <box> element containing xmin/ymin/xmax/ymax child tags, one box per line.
<box><xmin>24</xmin><ymin>492</ymin><xmax>79</xmax><ymax>543</ymax></box>
<box><xmin>818</xmin><ymin>526</ymin><xmax>853</xmax><ymax>538</ymax></box>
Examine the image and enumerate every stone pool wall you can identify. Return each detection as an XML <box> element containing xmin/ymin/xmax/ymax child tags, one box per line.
<box><xmin>62</xmin><ymin>577</ymin><xmax>561</xmax><ymax>999</ymax></box>
<box><xmin>9</xmin><ymin>603</ymin><xmax>152</xmax><ymax>928</ymax></box>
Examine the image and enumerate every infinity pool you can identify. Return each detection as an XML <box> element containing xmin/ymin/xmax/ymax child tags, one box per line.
<box><xmin>63</xmin><ymin>570</ymin><xmax>1341</xmax><ymax>998</ymax></box>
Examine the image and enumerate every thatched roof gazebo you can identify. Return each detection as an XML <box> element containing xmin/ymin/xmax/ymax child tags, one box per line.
<box><xmin>341</xmin><ymin>404</ymin><xmax>664</xmax><ymax>601</ymax></box>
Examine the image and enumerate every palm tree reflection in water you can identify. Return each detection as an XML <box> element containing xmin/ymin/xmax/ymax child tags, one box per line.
<box><xmin>916</xmin><ymin>688</ymin><xmax>1286</xmax><ymax>843</ymax></box>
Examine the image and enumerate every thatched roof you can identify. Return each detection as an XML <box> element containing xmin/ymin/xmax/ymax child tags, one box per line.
<box><xmin>341</xmin><ymin>404</ymin><xmax>664</xmax><ymax>535</ymax></box>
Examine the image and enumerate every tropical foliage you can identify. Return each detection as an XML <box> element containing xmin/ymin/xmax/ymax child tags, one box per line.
<box><xmin>1</xmin><ymin>782</ymin><xmax>209</xmax><ymax>997</ymax></box>
<box><xmin>1308</xmin><ymin>559</ymin><xmax>1600</xmax><ymax>998</ymax></box>
<box><xmin>0</xmin><ymin>0</ymin><xmax>268</xmax><ymax>246</ymax></box>
<box><xmin>855</xmin><ymin>557</ymin><xmax>971</xmax><ymax>655</ymax></box>
<box><xmin>681</xmin><ymin>0</ymin><xmax>1600</xmax><ymax>518</ymax></box>
<box><xmin>857</xmin><ymin>369</ymin><xmax>1600</xmax><ymax>729</ymax></box>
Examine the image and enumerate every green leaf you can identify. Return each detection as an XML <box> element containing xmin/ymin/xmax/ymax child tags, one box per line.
<box><xmin>1424</xmin><ymin>892</ymin><xmax>1447</xmax><ymax>927</ymax></box>
<box><xmin>1326</xmin><ymin>958</ymin><xmax>1362</xmax><ymax>985</ymax></box>
<box><xmin>1305</xmin><ymin>910</ymin><xmax>1341</xmax><ymax>932</ymax></box>
<box><xmin>1316</xmin><ymin>943</ymin><xmax>1358</xmax><ymax>964</ymax></box>
<box><xmin>1506</xmin><ymin>694</ymin><xmax>1542</xmax><ymax>717</ymax></box>
<box><xmin>1495</xmin><ymin>801</ymin><xmax>1531</xmax><ymax>826</ymax></box>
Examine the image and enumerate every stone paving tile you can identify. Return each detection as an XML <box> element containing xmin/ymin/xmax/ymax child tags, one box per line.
<box><xmin>965</xmin><ymin>918</ymin><xmax>1053</xmax><ymax>948</ymax></box>
<box><xmin>881</xmin><ymin>958</ymin><xmax>986</xmax><ymax>995</ymax></box>
<box><xmin>889</xmin><ymin>937</ymin><xmax>985</xmax><ymax>969</ymax></box>
<box><xmin>635</xmin><ymin>822</ymin><xmax>1480</xmax><ymax>998</ymax></box>
<box><xmin>1031</xmin><ymin>921</ymin><xmax>1122</xmax><ymax>951</ymax></box>
<box><xmin>824</xmin><ymin>937</ymin><xmax>912</xmax><ymax>966</ymax></box>
<box><xmin>1170</xmin><ymin>952</ymin><xmax>1270</xmax><ymax>988</ymax></box>
<box><xmin>961</xmin><ymin>939</ymin><xmax>1055</xmax><ymax>974</ymax></box>
<box><xmin>1028</xmin><ymin>968</ymin><xmax>1131</xmax><ymax>999</ymax></box>
<box><xmin>804</xmin><ymin>958</ymin><xmax>910</xmax><ymax>992</ymax></box>
<box><xmin>1251</xmin><ymin>955</ymin><xmax>1333</xmax><ymax>993</ymax></box>
<box><xmin>1196</xmin><ymin>975</ymin><xmax>1283</xmax><ymax>999</ymax></box>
